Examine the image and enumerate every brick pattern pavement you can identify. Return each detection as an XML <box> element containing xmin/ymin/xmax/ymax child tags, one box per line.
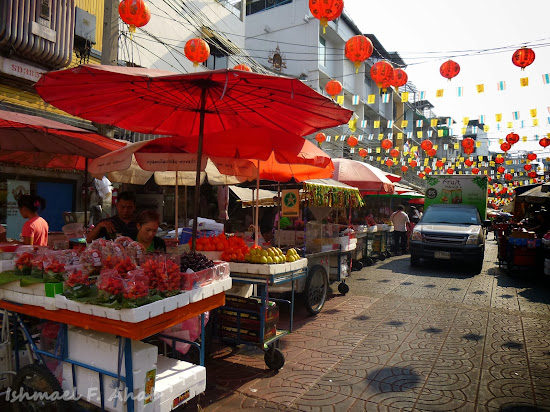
<box><xmin>182</xmin><ymin>241</ymin><xmax>550</xmax><ymax>411</ymax></box>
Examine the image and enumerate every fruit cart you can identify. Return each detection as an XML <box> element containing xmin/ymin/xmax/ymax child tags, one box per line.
<box><xmin>220</xmin><ymin>258</ymin><xmax>308</xmax><ymax>370</ymax></box>
<box><xmin>501</xmin><ymin>235</ymin><xmax>542</xmax><ymax>275</ymax></box>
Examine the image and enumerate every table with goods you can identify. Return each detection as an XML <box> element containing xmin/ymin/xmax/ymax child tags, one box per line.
<box><xmin>494</xmin><ymin>226</ymin><xmax>544</xmax><ymax>275</ymax></box>
<box><xmin>0</xmin><ymin>238</ymin><xmax>233</xmax><ymax>412</ymax></box>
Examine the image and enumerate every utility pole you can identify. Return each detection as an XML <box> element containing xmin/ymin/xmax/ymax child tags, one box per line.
<box><xmin>102</xmin><ymin>0</ymin><xmax>119</xmax><ymax>66</ymax></box>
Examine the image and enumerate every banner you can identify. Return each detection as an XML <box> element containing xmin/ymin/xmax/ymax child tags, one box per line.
<box><xmin>281</xmin><ymin>189</ymin><xmax>299</xmax><ymax>217</ymax></box>
<box><xmin>7</xmin><ymin>180</ymin><xmax>30</xmax><ymax>240</ymax></box>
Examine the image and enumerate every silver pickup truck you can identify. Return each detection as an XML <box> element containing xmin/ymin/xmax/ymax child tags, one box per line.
<box><xmin>409</xmin><ymin>204</ymin><xmax>491</xmax><ymax>273</ymax></box>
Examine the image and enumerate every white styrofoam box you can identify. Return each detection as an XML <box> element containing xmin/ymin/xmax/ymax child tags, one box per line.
<box><xmin>55</xmin><ymin>294</ymin><xmax>68</xmax><ymax>310</ymax></box>
<box><xmin>225</xmin><ymin>284</ymin><xmax>253</xmax><ymax>298</ymax></box>
<box><xmin>43</xmin><ymin>297</ymin><xmax>57</xmax><ymax>311</ymax></box>
<box><xmin>162</xmin><ymin>294</ymin><xmax>178</xmax><ymax>313</ymax></box>
<box><xmin>62</xmin><ymin>362</ymin><xmax>155</xmax><ymax>412</ymax></box>
<box><xmin>118</xmin><ymin>304</ymin><xmax>154</xmax><ymax>324</ymax></box>
<box><xmin>153</xmin><ymin>356</ymin><xmax>206</xmax><ymax>412</ymax></box>
<box><xmin>105</xmin><ymin>307</ymin><xmax>122</xmax><ymax>321</ymax></box>
<box><xmin>290</xmin><ymin>258</ymin><xmax>308</xmax><ymax>271</ymax></box>
<box><xmin>77</xmin><ymin>301</ymin><xmax>95</xmax><ymax>315</ymax></box>
<box><xmin>91</xmin><ymin>305</ymin><xmax>109</xmax><ymax>318</ymax></box>
<box><xmin>188</xmin><ymin>283</ymin><xmax>214</xmax><ymax>304</ymax></box>
<box><xmin>228</xmin><ymin>261</ymin><xmax>248</xmax><ymax>274</ymax></box>
<box><xmin>176</xmin><ymin>292</ymin><xmax>190</xmax><ymax>308</ymax></box>
<box><xmin>212</xmin><ymin>278</ymin><xmax>232</xmax><ymax>295</ymax></box>
<box><xmin>0</xmin><ymin>280</ymin><xmax>17</xmax><ymax>291</ymax></box>
<box><xmin>0</xmin><ymin>260</ymin><xmax>15</xmax><ymax>272</ymax></box>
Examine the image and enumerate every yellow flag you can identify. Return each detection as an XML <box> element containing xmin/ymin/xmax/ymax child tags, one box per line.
<box><xmin>459</xmin><ymin>156</ymin><xmax>464</xmax><ymax>162</ymax></box>
<box><xmin>484</xmin><ymin>170</ymin><xmax>488</xmax><ymax>175</ymax></box>
<box><xmin>499</xmin><ymin>139</ymin><xmax>503</xmax><ymax>144</ymax></box>
<box><xmin>533</xmin><ymin>119</ymin><xmax>539</xmax><ymax>126</ymax></box>
<box><xmin>411</xmin><ymin>146</ymin><xmax>418</xmax><ymax>152</ymax></box>
<box><xmin>454</xmin><ymin>143</ymin><xmax>459</xmax><ymax>150</ymax></box>
<box><xmin>442</xmin><ymin>157</ymin><xmax>447</xmax><ymax>162</ymax></box>
<box><xmin>374</xmin><ymin>120</ymin><xmax>380</xmax><ymax>128</ymax></box>
<box><xmin>506</xmin><ymin>160</ymin><xmax>512</xmax><ymax>165</ymax></box>
<box><xmin>437</xmin><ymin>129</ymin><xmax>444</xmax><ymax>137</ymax></box>
<box><xmin>483</xmin><ymin>125</ymin><xmax>490</xmax><ymax>132</ymax></box>
<box><xmin>334</xmin><ymin>135</ymin><xmax>339</xmax><ymax>141</ymax></box>
<box><xmin>523</xmin><ymin>136</ymin><xmax>528</xmax><ymax>142</ymax></box>
<box><xmin>507</xmin><ymin>122</ymin><xmax>513</xmax><ymax>129</ymax></box>
<box><xmin>436</xmin><ymin>89</ymin><xmax>444</xmax><ymax>98</ymax></box>
<box><xmin>430</xmin><ymin>119</ymin><xmax>438</xmax><ymax>127</ymax></box>
<box><xmin>376</xmin><ymin>147</ymin><xmax>381</xmax><ymax>153</ymax></box>
<box><xmin>478</xmin><ymin>156</ymin><xmax>483</xmax><ymax>161</ymax></box>
<box><xmin>511</xmin><ymin>169</ymin><xmax>515</xmax><ymax>173</ymax></box>
<box><xmin>397</xmin><ymin>133</ymin><xmax>403</xmax><ymax>140</ymax></box>
<box><xmin>376</xmin><ymin>156</ymin><xmax>381</xmax><ymax>161</ymax></box>
<box><xmin>336</xmin><ymin>95</ymin><xmax>345</xmax><ymax>105</ymax></box>
<box><xmin>433</xmin><ymin>145</ymin><xmax>438</xmax><ymax>150</ymax></box>
<box><xmin>367</xmin><ymin>95</ymin><xmax>376</xmax><ymax>104</ymax></box>
<box><xmin>401</xmin><ymin>92</ymin><xmax>409</xmax><ymax>102</ymax></box>
<box><xmin>520</xmin><ymin>77</ymin><xmax>529</xmax><ymax>87</ymax></box>
<box><xmin>476</xmin><ymin>84</ymin><xmax>484</xmax><ymax>93</ymax></box>
<box><xmin>530</xmin><ymin>109</ymin><xmax>537</xmax><ymax>118</ymax></box>
<box><xmin>378</xmin><ymin>133</ymin><xmax>384</xmax><ymax>140</ymax></box>
<box><xmin>348</xmin><ymin>117</ymin><xmax>357</xmax><ymax>133</ymax></box>
<box><xmin>461</xmin><ymin>127</ymin><xmax>467</xmax><ymax>135</ymax></box>
<box><xmin>401</xmin><ymin>120</ymin><xmax>408</xmax><ymax>128</ymax></box>
<box><xmin>476</xmin><ymin>141</ymin><xmax>481</xmax><ymax>147</ymax></box>
<box><xmin>495</xmin><ymin>113</ymin><xmax>502</xmax><ymax>122</ymax></box>
<box><xmin>424</xmin><ymin>158</ymin><xmax>429</xmax><ymax>166</ymax></box>
<box><xmin>417</xmin><ymin>131</ymin><xmax>423</xmax><ymax>138</ymax></box>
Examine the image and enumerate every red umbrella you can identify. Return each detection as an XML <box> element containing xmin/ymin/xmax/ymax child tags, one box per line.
<box><xmin>0</xmin><ymin>109</ymin><xmax>125</xmax><ymax>170</ymax></box>
<box><xmin>35</xmin><ymin>65</ymin><xmax>352</xmax><ymax>249</ymax></box>
<box><xmin>332</xmin><ymin>158</ymin><xmax>394</xmax><ymax>194</ymax></box>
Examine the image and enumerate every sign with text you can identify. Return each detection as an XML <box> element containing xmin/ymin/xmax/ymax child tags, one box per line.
<box><xmin>281</xmin><ymin>189</ymin><xmax>299</xmax><ymax>217</ymax></box>
<box><xmin>7</xmin><ymin>180</ymin><xmax>30</xmax><ymax>240</ymax></box>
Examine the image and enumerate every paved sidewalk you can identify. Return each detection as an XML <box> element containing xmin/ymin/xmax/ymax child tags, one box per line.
<box><xmin>183</xmin><ymin>240</ymin><xmax>550</xmax><ymax>411</ymax></box>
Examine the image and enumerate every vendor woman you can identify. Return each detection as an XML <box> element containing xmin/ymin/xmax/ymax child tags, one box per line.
<box><xmin>18</xmin><ymin>195</ymin><xmax>49</xmax><ymax>246</ymax></box>
<box><xmin>136</xmin><ymin>210</ymin><xmax>166</xmax><ymax>252</ymax></box>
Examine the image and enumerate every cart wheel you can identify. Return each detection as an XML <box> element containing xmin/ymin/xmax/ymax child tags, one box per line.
<box><xmin>264</xmin><ymin>347</ymin><xmax>285</xmax><ymax>370</ymax></box>
<box><xmin>379</xmin><ymin>253</ymin><xmax>386</xmax><ymax>261</ymax></box>
<box><xmin>338</xmin><ymin>282</ymin><xmax>350</xmax><ymax>295</ymax></box>
<box><xmin>352</xmin><ymin>260</ymin><xmax>363</xmax><ymax>271</ymax></box>
<box><xmin>12</xmin><ymin>364</ymin><xmax>69</xmax><ymax>412</ymax></box>
<box><xmin>362</xmin><ymin>257</ymin><xmax>373</xmax><ymax>266</ymax></box>
<box><xmin>384</xmin><ymin>251</ymin><xmax>392</xmax><ymax>258</ymax></box>
<box><xmin>304</xmin><ymin>265</ymin><xmax>328</xmax><ymax>316</ymax></box>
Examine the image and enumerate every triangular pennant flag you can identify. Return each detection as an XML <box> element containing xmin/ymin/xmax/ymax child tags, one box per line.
<box><xmin>358</xmin><ymin>135</ymin><xmax>363</xmax><ymax>141</ymax></box>
<box><xmin>420</xmin><ymin>91</ymin><xmax>426</xmax><ymax>100</ymax></box>
<box><xmin>326</xmin><ymin>136</ymin><xmax>331</xmax><ymax>142</ymax></box>
<box><xmin>497</xmin><ymin>81</ymin><xmax>506</xmax><ymax>91</ymax></box>
<box><xmin>387</xmin><ymin>133</ymin><xmax>393</xmax><ymax>139</ymax></box>
<box><xmin>520</xmin><ymin>120</ymin><xmax>524</xmax><ymax>128</ymax></box>
<box><xmin>427</xmin><ymin>130</ymin><xmax>433</xmax><ymax>137</ymax></box>
<box><xmin>336</xmin><ymin>95</ymin><xmax>345</xmax><ymax>105</ymax></box>
<box><xmin>533</xmin><ymin>119</ymin><xmax>539</xmax><ymax>126</ymax></box>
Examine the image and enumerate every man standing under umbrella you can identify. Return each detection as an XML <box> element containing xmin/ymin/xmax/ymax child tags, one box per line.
<box><xmin>86</xmin><ymin>192</ymin><xmax>138</xmax><ymax>242</ymax></box>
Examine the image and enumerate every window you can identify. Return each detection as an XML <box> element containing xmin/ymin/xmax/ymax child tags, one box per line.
<box><xmin>319</xmin><ymin>36</ymin><xmax>326</xmax><ymax>67</ymax></box>
<box><xmin>201</xmin><ymin>41</ymin><xmax>228</xmax><ymax>70</ymax></box>
<box><xmin>246</xmin><ymin>0</ymin><xmax>292</xmax><ymax>16</ymax></box>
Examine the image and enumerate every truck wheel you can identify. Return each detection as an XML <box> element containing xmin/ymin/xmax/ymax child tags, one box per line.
<box><xmin>304</xmin><ymin>265</ymin><xmax>328</xmax><ymax>316</ymax></box>
<box><xmin>410</xmin><ymin>254</ymin><xmax>421</xmax><ymax>267</ymax></box>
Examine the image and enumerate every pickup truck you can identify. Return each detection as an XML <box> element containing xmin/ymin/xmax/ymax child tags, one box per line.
<box><xmin>409</xmin><ymin>204</ymin><xmax>491</xmax><ymax>273</ymax></box>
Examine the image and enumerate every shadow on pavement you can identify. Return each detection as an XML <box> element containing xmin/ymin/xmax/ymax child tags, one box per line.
<box><xmin>374</xmin><ymin>256</ymin><xmax>478</xmax><ymax>278</ymax></box>
<box><xmin>489</xmin><ymin>267</ymin><xmax>550</xmax><ymax>304</ymax></box>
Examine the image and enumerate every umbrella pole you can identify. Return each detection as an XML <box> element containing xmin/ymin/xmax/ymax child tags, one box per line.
<box><xmin>184</xmin><ymin>186</ymin><xmax>188</xmax><ymax>226</ymax></box>
<box><xmin>255</xmin><ymin>160</ymin><xmax>260</xmax><ymax>247</ymax></box>
<box><xmin>84</xmin><ymin>158</ymin><xmax>89</xmax><ymax>229</ymax></box>
<box><xmin>277</xmin><ymin>182</ymin><xmax>281</xmax><ymax>249</ymax></box>
<box><xmin>191</xmin><ymin>89</ymin><xmax>208</xmax><ymax>252</ymax></box>
<box><xmin>175</xmin><ymin>171</ymin><xmax>179</xmax><ymax>244</ymax></box>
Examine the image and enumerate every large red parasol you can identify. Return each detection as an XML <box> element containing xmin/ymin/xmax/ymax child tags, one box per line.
<box><xmin>35</xmin><ymin>65</ymin><xmax>351</xmax><ymax>249</ymax></box>
<box><xmin>0</xmin><ymin>109</ymin><xmax>125</xmax><ymax>170</ymax></box>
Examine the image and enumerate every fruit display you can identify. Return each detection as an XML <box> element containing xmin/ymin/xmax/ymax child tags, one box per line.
<box><xmin>245</xmin><ymin>247</ymin><xmax>300</xmax><ymax>264</ymax></box>
<box><xmin>63</xmin><ymin>269</ymin><xmax>93</xmax><ymax>299</ymax></box>
<box><xmin>15</xmin><ymin>252</ymin><xmax>33</xmax><ymax>275</ymax></box>
<box><xmin>43</xmin><ymin>258</ymin><xmax>66</xmax><ymax>282</ymax></box>
<box><xmin>180</xmin><ymin>252</ymin><xmax>214</xmax><ymax>273</ymax></box>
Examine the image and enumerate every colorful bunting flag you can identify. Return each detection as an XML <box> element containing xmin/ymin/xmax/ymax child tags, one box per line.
<box><xmin>416</xmin><ymin>120</ymin><xmax>423</xmax><ymax>128</ymax></box>
<box><xmin>461</xmin><ymin>127</ymin><xmax>467</xmax><ymax>135</ymax></box>
<box><xmin>374</xmin><ymin>120</ymin><xmax>380</xmax><ymax>129</ymax></box>
<box><xmin>336</xmin><ymin>95</ymin><xmax>345</xmax><ymax>105</ymax></box>
<box><xmin>352</xmin><ymin>95</ymin><xmax>360</xmax><ymax>105</ymax></box>
<box><xmin>483</xmin><ymin>124</ymin><xmax>490</xmax><ymax>132</ymax></box>
<box><xmin>533</xmin><ymin>119</ymin><xmax>539</xmax><ymax>126</ymax></box>
<box><xmin>543</xmin><ymin>73</ymin><xmax>550</xmax><ymax>85</ymax></box>
<box><xmin>457</xmin><ymin>86</ymin><xmax>463</xmax><ymax>97</ymax></box>
<box><xmin>512</xmin><ymin>111</ymin><xmax>520</xmax><ymax>120</ymax></box>
<box><xmin>463</xmin><ymin>117</ymin><xmax>469</xmax><ymax>125</ymax></box>
<box><xmin>401</xmin><ymin>92</ymin><xmax>409</xmax><ymax>102</ymax></box>
<box><xmin>417</xmin><ymin>131</ymin><xmax>423</xmax><ymax>138</ymax></box>
<box><xmin>476</xmin><ymin>84</ymin><xmax>484</xmax><ymax>93</ymax></box>
<box><xmin>497</xmin><ymin>81</ymin><xmax>506</xmax><ymax>91</ymax></box>
<box><xmin>401</xmin><ymin>120</ymin><xmax>408</xmax><ymax>128</ymax></box>
<box><xmin>387</xmin><ymin>120</ymin><xmax>394</xmax><ymax>128</ymax></box>
<box><xmin>530</xmin><ymin>109</ymin><xmax>537</xmax><ymax>118</ymax></box>
<box><xmin>397</xmin><ymin>133</ymin><xmax>403</xmax><ymax>140</ymax></box>
<box><xmin>430</xmin><ymin>119</ymin><xmax>438</xmax><ymax>127</ymax></box>
<box><xmin>378</xmin><ymin>133</ymin><xmax>384</xmax><ymax>140</ymax></box>
<box><xmin>436</xmin><ymin>89</ymin><xmax>444</xmax><ymax>98</ymax></box>
<box><xmin>420</xmin><ymin>91</ymin><xmax>426</xmax><ymax>100</ymax></box>
<box><xmin>438</xmin><ymin>130</ymin><xmax>444</xmax><ymax>137</ymax></box>
<box><xmin>520</xmin><ymin>77</ymin><xmax>529</xmax><ymax>87</ymax></box>
<box><xmin>382</xmin><ymin>94</ymin><xmax>390</xmax><ymax>103</ymax></box>
<box><xmin>495</xmin><ymin>113</ymin><xmax>502</xmax><ymax>122</ymax></box>
<box><xmin>428</xmin><ymin>130</ymin><xmax>433</xmax><ymax>137</ymax></box>
<box><xmin>367</xmin><ymin>95</ymin><xmax>376</xmax><ymax>104</ymax></box>
<box><xmin>479</xmin><ymin>115</ymin><xmax>485</xmax><ymax>123</ymax></box>
<box><xmin>360</xmin><ymin>120</ymin><xmax>367</xmax><ymax>128</ymax></box>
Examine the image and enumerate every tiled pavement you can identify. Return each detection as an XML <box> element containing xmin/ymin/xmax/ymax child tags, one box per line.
<box><xmin>183</xmin><ymin>240</ymin><xmax>550</xmax><ymax>411</ymax></box>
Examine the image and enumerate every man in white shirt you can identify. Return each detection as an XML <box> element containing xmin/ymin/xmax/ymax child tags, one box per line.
<box><xmin>390</xmin><ymin>205</ymin><xmax>410</xmax><ymax>255</ymax></box>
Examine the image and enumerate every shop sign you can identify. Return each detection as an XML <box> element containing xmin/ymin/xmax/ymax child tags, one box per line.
<box><xmin>0</xmin><ymin>57</ymin><xmax>45</xmax><ymax>82</ymax></box>
<box><xmin>7</xmin><ymin>180</ymin><xmax>30</xmax><ymax>240</ymax></box>
<box><xmin>281</xmin><ymin>189</ymin><xmax>299</xmax><ymax>217</ymax></box>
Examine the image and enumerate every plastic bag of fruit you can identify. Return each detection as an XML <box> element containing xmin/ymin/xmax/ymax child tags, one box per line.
<box><xmin>142</xmin><ymin>255</ymin><xmax>180</xmax><ymax>296</ymax></box>
<box><xmin>14</xmin><ymin>248</ymin><xmax>35</xmax><ymax>276</ymax></box>
<box><xmin>30</xmin><ymin>251</ymin><xmax>48</xmax><ymax>278</ymax></box>
<box><xmin>63</xmin><ymin>266</ymin><xmax>93</xmax><ymax>299</ymax></box>
<box><xmin>122</xmin><ymin>268</ymin><xmax>150</xmax><ymax>303</ymax></box>
<box><xmin>100</xmin><ymin>242</ymin><xmax>125</xmax><ymax>270</ymax></box>
<box><xmin>79</xmin><ymin>247</ymin><xmax>102</xmax><ymax>276</ymax></box>
<box><xmin>96</xmin><ymin>269</ymin><xmax>124</xmax><ymax>303</ymax></box>
<box><xmin>114</xmin><ymin>236</ymin><xmax>134</xmax><ymax>249</ymax></box>
<box><xmin>125</xmin><ymin>241</ymin><xmax>146</xmax><ymax>266</ymax></box>
<box><xmin>43</xmin><ymin>251</ymin><xmax>67</xmax><ymax>283</ymax></box>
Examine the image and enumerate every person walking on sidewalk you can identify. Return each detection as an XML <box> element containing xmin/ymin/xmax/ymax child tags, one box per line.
<box><xmin>390</xmin><ymin>205</ymin><xmax>409</xmax><ymax>255</ymax></box>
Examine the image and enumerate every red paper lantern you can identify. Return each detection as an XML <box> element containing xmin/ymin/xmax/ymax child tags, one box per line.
<box><xmin>472</xmin><ymin>168</ymin><xmax>480</xmax><ymax>174</ymax></box>
<box><xmin>539</xmin><ymin>137</ymin><xmax>550</xmax><ymax>148</ymax></box>
<box><xmin>233</xmin><ymin>64</ymin><xmax>252</xmax><ymax>72</ymax></box>
<box><xmin>465</xmin><ymin>159</ymin><xmax>473</xmax><ymax>167</ymax></box>
<box><xmin>488</xmin><ymin>177</ymin><xmax>492</xmax><ymax>182</ymax></box>
<box><xmin>309</xmin><ymin>0</ymin><xmax>344</xmax><ymax>33</ymax></box>
<box><xmin>524</xmin><ymin>164</ymin><xmax>532</xmax><ymax>171</ymax></box>
<box><xmin>347</xmin><ymin>135</ymin><xmax>358</xmax><ymax>147</ymax></box>
<box><xmin>500</xmin><ymin>142</ymin><xmax>511</xmax><ymax>152</ymax></box>
<box><xmin>410</xmin><ymin>160</ymin><xmax>418</xmax><ymax>167</ymax></box>
<box><xmin>370</xmin><ymin>61</ymin><xmax>394</xmax><ymax>90</ymax></box>
<box><xmin>421</xmin><ymin>140</ymin><xmax>433</xmax><ymax>151</ymax></box>
<box><xmin>464</xmin><ymin>147</ymin><xmax>474</xmax><ymax>155</ymax></box>
<box><xmin>504</xmin><ymin>173</ymin><xmax>513</xmax><ymax>181</ymax></box>
<box><xmin>385</xmin><ymin>159</ymin><xmax>394</xmax><ymax>167</ymax></box>
<box><xmin>345</xmin><ymin>35</ymin><xmax>373</xmax><ymax>73</ymax></box>
<box><xmin>184</xmin><ymin>38</ymin><xmax>210</xmax><ymax>67</ymax></box>
<box><xmin>512</xmin><ymin>47</ymin><xmax>535</xmax><ymax>70</ymax></box>
<box><xmin>527</xmin><ymin>153</ymin><xmax>537</xmax><ymax>161</ymax></box>
<box><xmin>528</xmin><ymin>171</ymin><xmax>537</xmax><ymax>178</ymax></box>
<box><xmin>389</xmin><ymin>148</ymin><xmax>399</xmax><ymax>158</ymax></box>
<box><xmin>119</xmin><ymin>0</ymin><xmax>151</xmax><ymax>32</ymax></box>
<box><xmin>506</xmin><ymin>132</ymin><xmax>520</xmax><ymax>144</ymax></box>
<box><xmin>381</xmin><ymin>139</ymin><xmax>393</xmax><ymax>150</ymax></box>
<box><xmin>325</xmin><ymin>79</ymin><xmax>342</xmax><ymax>99</ymax></box>
<box><xmin>461</xmin><ymin>138</ymin><xmax>475</xmax><ymax>149</ymax></box>
<box><xmin>315</xmin><ymin>132</ymin><xmax>326</xmax><ymax>143</ymax></box>
<box><xmin>495</xmin><ymin>156</ymin><xmax>505</xmax><ymax>164</ymax></box>
<box><xmin>447</xmin><ymin>168</ymin><xmax>454</xmax><ymax>174</ymax></box>
<box><xmin>392</xmin><ymin>68</ymin><xmax>408</xmax><ymax>88</ymax></box>
<box><xmin>418</xmin><ymin>172</ymin><xmax>425</xmax><ymax>178</ymax></box>
<box><xmin>435</xmin><ymin>160</ymin><xmax>444</xmax><ymax>168</ymax></box>
<box><xmin>497</xmin><ymin>166</ymin><xmax>506</xmax><ymax>174</ymax></box>
<box><xmin>359</xmin><ymin>148</ymin><xmax>368</xmax><ymax>157</ymax></box>
<box><xmin>401</xmin><ymin>165</ymin><xmax>408</xmax><ymax>173</ymax></box>
<box><xmin>427</xmin><ymin>149</ymin><xmax>437</xmax><ymax>157</ymax></box>
<box><xmin>440</xmin><ymin>60</ymin><xmax>460</xmax><ymax>80</ymax></box>
<box><xmin>424</xmin><ymin>167</ymin><xmax>432</xmax><ymax>174</ymax></box>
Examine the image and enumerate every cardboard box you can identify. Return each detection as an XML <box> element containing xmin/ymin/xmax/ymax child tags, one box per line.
<box><xmin>511</xmin><ymin>230</ymin><xmax>536</xmax><ymax>239</ymax></box>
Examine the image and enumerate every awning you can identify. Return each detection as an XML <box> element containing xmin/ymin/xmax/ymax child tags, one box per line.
<box><xmin>229</xmin><ymin>186</ymin><xmax>278</xmax><ymax>208</ymax></box>
<box><xmin>304</xmin><ymin>178</ymin><xmax>364</xmax><ymax>208</ymax></box>
<box><xmin>517</xmin><ymin>184</ymin><xmax>550</xmax><ymax>204</ymax></box>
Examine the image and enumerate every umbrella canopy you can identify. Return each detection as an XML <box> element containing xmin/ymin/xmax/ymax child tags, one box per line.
<box><xmin>90</xmin><ymin>128</ymin><xmax>334</xmax><ymax>184</ymax></box>
<box><xmin>0</xmin><ymin>109</ymin><xmax>125</xmax><ymax>170</ymax></box>
<box><xmin>385</xmin><ymin>172</ymin><xmax>402</xmax><ymax>183</ymax></box>
<box><xmin>331</xmin><ymin>158</ymin><xmax>394</xmax><ymax>194</ymax></box>
<box><xmin>34</xmin><ymin>65</ymin><xmax>353</xmax><ymax>137</ymax></box>
<box><xmin>517</xmin><ymin>184</ymin><xmax>550</xmax><ymax>204</ymax></box>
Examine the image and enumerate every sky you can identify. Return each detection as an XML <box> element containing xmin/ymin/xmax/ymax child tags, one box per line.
<box><xmin>344</xmin><ymin>0</ymin><xmax>550</xmax><ymax>155</ymax></box>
